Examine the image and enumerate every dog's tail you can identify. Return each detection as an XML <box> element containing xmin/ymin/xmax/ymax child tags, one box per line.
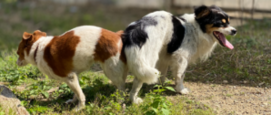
<box><xmin>122</xmin><ymin>21</ymin><xmax>160</xmax><ymax>84</ymax></box>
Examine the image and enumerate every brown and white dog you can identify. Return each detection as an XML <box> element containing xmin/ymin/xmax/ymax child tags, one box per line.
<box><xmin>16</xmin><ymin>26</ymin><xmax>127</xmax><ymax>111</ymax></box>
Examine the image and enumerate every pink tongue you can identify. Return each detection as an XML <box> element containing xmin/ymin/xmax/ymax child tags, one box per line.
<box><xmin>218</xmin><ymin>33</ymin><xmax>234</xmax><ymax>50</ymax></box>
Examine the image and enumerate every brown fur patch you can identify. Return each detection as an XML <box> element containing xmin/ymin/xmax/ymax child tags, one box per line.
<box><xmin>17</xmin><ymin>30</ymin><xmax>47</xmax><ymax>61</ymax></box>
<box><xmin>44</xmin><ymin>31</ymin><xmax>80</xmax><ymax>77</ymax></box>
<box><xmin>196</xmin><ymin>9</ymin><xmax>210</xmax><ymax>19</ymax></box>
<box><xmin>94</xmin><ymin>29</ymin><xmax>122</xmax><ymax>63</ymax></box>
<box><xmin>222</xmin><ymin>19</ymin><xmax>226</xmax><ymax>23</ymax></box>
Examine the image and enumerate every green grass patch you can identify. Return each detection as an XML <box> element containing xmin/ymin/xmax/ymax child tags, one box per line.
<box><xmin>0</xmin><ymin>52</ymin><xmax>213</xmax><ymax>115</ymax></box>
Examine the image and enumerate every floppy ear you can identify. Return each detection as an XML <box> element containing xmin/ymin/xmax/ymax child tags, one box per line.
<box><xmin>22</xmin><ymin>32</ymin><xmax>32</xmax><ymax>40</ymax></box>
<box><xmin>116</xmin><ymin>30</ymin><xmax>124</xmax><ymax>36</ymax></box>
<box><xmin>195</xmin><ymin>5</ymin><xmax>210</xmax><ymax>19</ymax></box>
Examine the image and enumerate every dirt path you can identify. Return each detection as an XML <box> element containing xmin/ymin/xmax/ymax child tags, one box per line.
<box><xmin>184</xmin><ymin>82</ymin><xmax>271</xmax><ymax>115</ymax></box>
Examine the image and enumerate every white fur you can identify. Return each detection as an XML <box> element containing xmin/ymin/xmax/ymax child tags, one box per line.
<box><xmin>126</xmin><ymin>12</ymin><xmax>236</xmax><ymax>103</ymax></box>
<box><xmin>125</xmin><ymin>11</ymin><xmax>173</xmax><ymax>85</ymax></box>
<box><xmin>218</xmin><ymin>26</ymin><xmax>236</xmax><ymax>35</ymax></box>
<box><xmin>17</xmin><ymin>26</ymin><xmax>127</xmax><ymax>111</ymax></box>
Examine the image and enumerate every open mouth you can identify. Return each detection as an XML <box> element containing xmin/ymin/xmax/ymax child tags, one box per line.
<box><xmin>213</xmin><ymin>31</ymin><xmax>234</xmax><ymax>50</ymax></box>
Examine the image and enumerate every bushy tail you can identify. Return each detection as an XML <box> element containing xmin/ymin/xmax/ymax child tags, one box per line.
<box><xmin>122</xmin><ymin>21</ymin><xmax>160</xmax><ymax>84</ymax></box>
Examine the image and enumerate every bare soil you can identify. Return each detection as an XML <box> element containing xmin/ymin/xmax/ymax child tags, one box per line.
<box><xmin>182</xmin><ymin>82</ymin><xmax>271</xmax><ymax>115</ymax></box>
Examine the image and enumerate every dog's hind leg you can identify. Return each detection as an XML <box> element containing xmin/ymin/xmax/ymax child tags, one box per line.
<box><xmin>114</xmin><ymin>70</ymin><xmax>127</xmax><ymax>99</ymax></box>
<box><xmin>158</xmin><ymin>66</ymin><xmax>168</xmax><ymax>85</ymax></box>
<box><xmin>172</xmin><ymin>57</ymin><xmax>189</xmax><ymax>94</ymax></box>
<box><xmin>156</xmin><ymin>60</ymin><xmax>169</xmax><ymax>85</ymax></box>
<box><xmin>100</xmin><ymin>61</ymin><xmax>127</xmax><ymax>92</ymax></box>
<box><xmin>115</xmin><ymin>69</ymin><xmax>128</xmax><ymax>92</ymax></box>
<box><xmin>129</xmin><ymin>78</ymin><xmax>143</xmax><ymax>104</ymax></box>
<box><xmin>65</xmin><ymin>72</ymin><xmax>85</xmax><ymax>111</ymax></box>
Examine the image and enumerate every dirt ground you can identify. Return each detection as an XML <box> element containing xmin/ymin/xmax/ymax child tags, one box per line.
<box><xmin>182</xmin><ymin>82</ymin><xmax>271</xmax><ymax>115</ymax></box>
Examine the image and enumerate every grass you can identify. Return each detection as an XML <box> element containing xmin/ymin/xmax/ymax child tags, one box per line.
<box><xmin>0</xmin><ymin>51</ymin><xmax>214</xmax><ymax>115</ymax></box>
<box><xmin>0</xmin><ymin>1</ymin><xmax>271</xmax><ymax>115</ymax></box>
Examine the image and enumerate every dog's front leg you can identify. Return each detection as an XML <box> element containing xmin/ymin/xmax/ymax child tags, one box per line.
<box><xmin>172</xmin><ymin>57</ymin><xmax>189</xmax><ymax>94</ymax></box>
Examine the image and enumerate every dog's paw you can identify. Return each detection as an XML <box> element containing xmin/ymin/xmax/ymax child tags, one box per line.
<box><xmin>180</xmin><ymin>88</ymin><xmax>189</xmax><ymax>95</ymax></box>
<box><xmin>72</xmin><ymin>103</ymin><xmax>85</xmax><ymax>112</ymax></box>
<box><xmin>133</xmin><ymin>97</ymin><xmax>143</xmax><ymax>104</ymax></box>
<box><xmin>72</xmin><ymin>105</ymin><xmax>85</xmax><ymax>112</ymax></box>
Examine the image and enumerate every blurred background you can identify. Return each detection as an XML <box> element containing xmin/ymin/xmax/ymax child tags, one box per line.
<box><xmin>0</xmin><ymin>0</ymin><xmax>271</xmax><ymax>51</ymax></box>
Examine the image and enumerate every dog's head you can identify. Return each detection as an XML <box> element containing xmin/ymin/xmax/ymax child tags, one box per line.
<box><xmin>195</xmin><ymin>5</ymin><xmax>236</xmax><ymax>49</ymax></box>
<box><xmin>17</xmin><ymin>30</ymin><xmax>46</xmax><ymax>66</ymax></box>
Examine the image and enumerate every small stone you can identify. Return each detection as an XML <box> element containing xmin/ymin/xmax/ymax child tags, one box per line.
<box><xmin>0</xmin><ymin>85</ymin><xmax>30</xmax><ymax>115</ymax></box>
<box><xmin>223</xmin><ymin>80</ymin><xmax>228</xmax><ymax>84</ymax></box>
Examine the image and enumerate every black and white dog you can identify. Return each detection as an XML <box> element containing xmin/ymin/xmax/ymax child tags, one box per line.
<box><xmin>122</xmin><ymin>5</ymin><xmax>237</xmax><ymax>103</ymax></box>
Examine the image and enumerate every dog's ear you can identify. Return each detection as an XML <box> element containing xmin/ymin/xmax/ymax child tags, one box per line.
<box><xmin>116</xmin><ymin>30</ymin><xmax>124</xmax><ymax>36</ymax></box>
<box><xmin>195</xmin><ymin>5</ymin><xmax>210</xmax><ymax>19</ymax></box>
<box><xmin>22</xmin><ymin>32</ymin><xmax>32</xmax><ymax>40</ymax></box>
<box><xmin>34</xmin><ymin>30</ymin><xmax>47</xmax><ymax>37</ymax></box>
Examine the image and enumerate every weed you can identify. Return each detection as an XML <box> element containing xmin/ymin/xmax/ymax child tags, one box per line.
<box><xmin>27</xmin><ymin>106</ymin><xmax>53</xmax><ymax>115</ymax></box>
<box><xmin>140</xmin><ymin>84</ymin><xmax>174</xmax><ymax>115</ymax></box>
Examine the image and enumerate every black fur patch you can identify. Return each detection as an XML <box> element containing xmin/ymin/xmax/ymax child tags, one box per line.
<box><xmin>122</xmin><ymin>16</ymin><xmax>158</xmax><ymax>48</ymax></box>
<box><xmin>167</xmin><ymin>16</ymin><xmax>185</xmax><ymax>53</ymax></box>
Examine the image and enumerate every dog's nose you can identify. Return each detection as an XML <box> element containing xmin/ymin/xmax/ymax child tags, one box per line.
<box><xmin>231</xmin><ymin>29</ymin><xmax>237</xmax><ymax>35</ymax></box>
